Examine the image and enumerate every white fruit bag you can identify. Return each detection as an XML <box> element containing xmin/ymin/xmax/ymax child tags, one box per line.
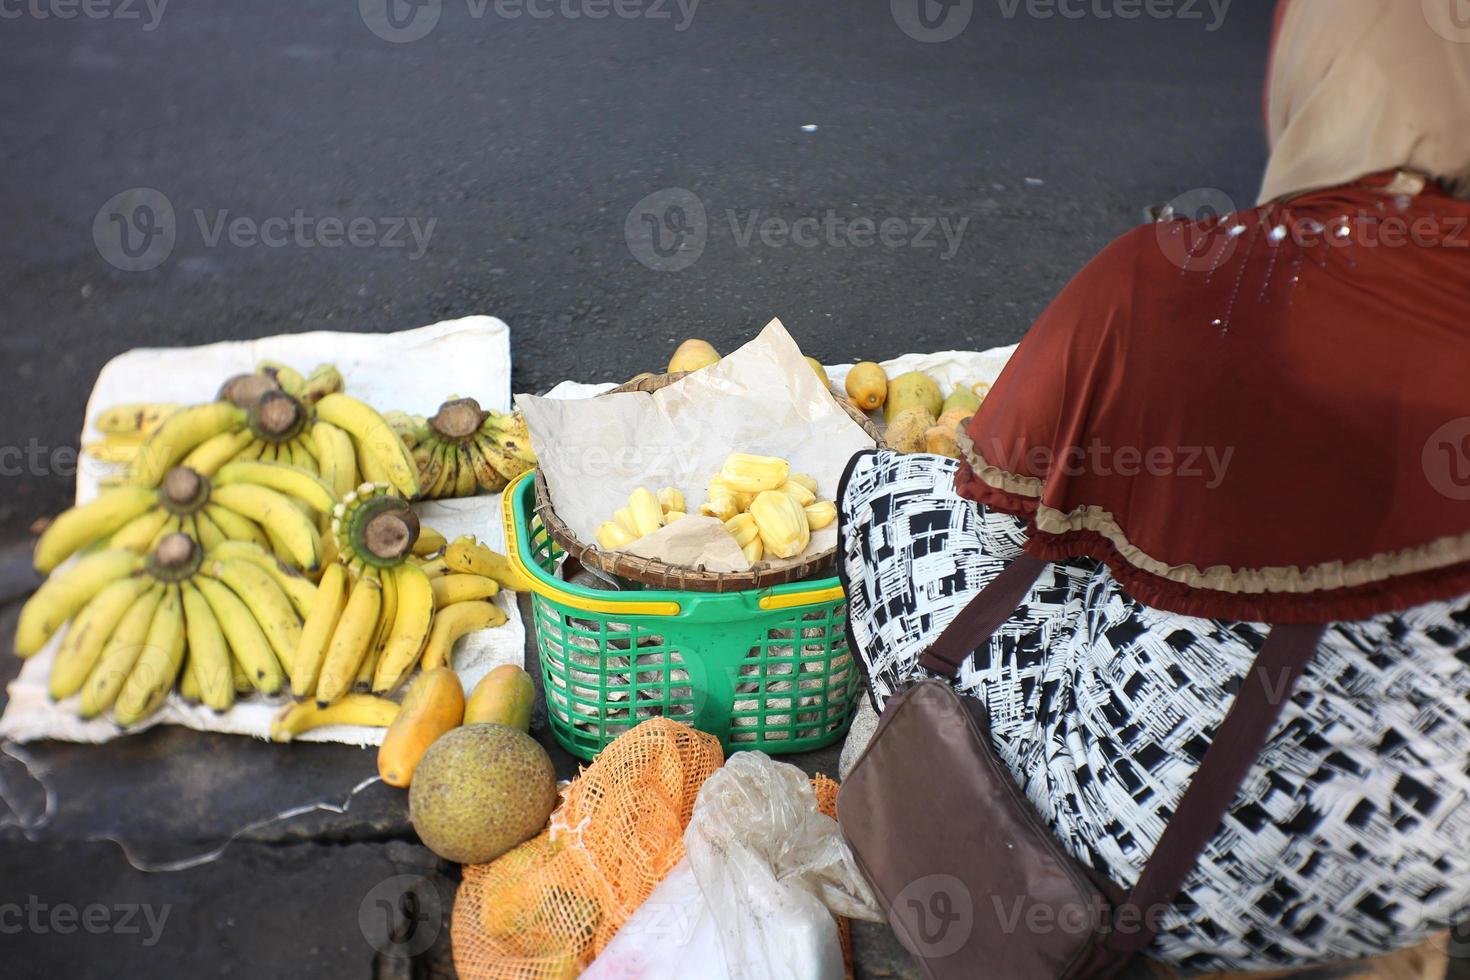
<box><xmin>585</xmin><ymin>752</ymin><xmax>883</xmax><ymax>980</ymax></box>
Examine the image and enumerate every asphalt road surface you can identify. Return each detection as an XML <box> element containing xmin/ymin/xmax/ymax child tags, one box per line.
<box><xmin>1</xmin><ymin>0</ymin><xmax>1273</xmax><ymax>539</ymax></box>
<box><xmin>8</xmin><ymin>4</ymin><xmax>1470</xmax><ymax>980</ymax></box>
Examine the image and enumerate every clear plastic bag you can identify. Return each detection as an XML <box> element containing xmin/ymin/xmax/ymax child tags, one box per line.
<box><xmin>586</xmin><ymin>752</ymin><xmax>882</xmax><ymax>980</ymax></box>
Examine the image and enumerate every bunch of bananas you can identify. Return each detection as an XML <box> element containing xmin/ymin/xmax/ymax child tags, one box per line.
<box><xmin>292</xmin><ymin>485</ymin><xmax>509</xmax><ymax>707</ymax></box>
<box><xmin>33</xmin><ymin>461</ymin><xmax>335</xmax><ymax>577</ymax></box>
<box><xmin>126</xmin><ymin>388</ymin><xmax>418</xmax><ymax>503</ymax></box>
<box><xmin>386</xmin><ymin>398</ymin><xmax>535</xmax><ymax>499</ymax></box>
<box><xmin>81</xmin><ymin>360</ymin><xmax>416</xmax><ymax>503</ymax></box>
<box><xmin>698</xmin><ymin>454</ymin><xmax>836</xmax><ymax>563</ymax></box>
<box><xmin>14</xmin><ymin>532</ymin><xmax>317</xmax><ymax>722</ymax></box>
<box><xmin>81</xmin><ymin>362</ymin><xmax>344</xmax><ymax>470</ymax></box>
<box><xmin>83</xmin><ymin>403</ymin><xmax>181</xmax><ymax>466</ymax></box>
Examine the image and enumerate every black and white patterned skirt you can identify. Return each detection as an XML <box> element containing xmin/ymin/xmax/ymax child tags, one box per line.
<box><xmin>837</xmin><ymin>449</ymin><xmax>1470</xmax><ymax>974</ymax></box>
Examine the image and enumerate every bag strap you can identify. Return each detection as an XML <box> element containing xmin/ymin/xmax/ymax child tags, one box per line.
<box><xmin>1105</xmin><ymin>620</ymin><xmax>1324</xmax><ymax>954</ymax></box>
<box><xmin>917</xmin><ymin>554</ymin><xmax>1326</xmax><ymax>957</ymax></box>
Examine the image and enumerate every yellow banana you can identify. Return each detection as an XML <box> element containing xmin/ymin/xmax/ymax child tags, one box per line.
<box><xmin>106</xmin><ymin>507</ymin><xmax>170</xmax><ymax>552</ymax></box>
<box><xmin>311</xmin><ymin>420</ymin><xmax>360</xmax><ymax>501</ymax></box>
<box><xmin>359</xmin><ymin>566</ymin><xmax>397</xmax><ymax>690</ymax></box>
<box><xmin>416</xmin><ymin>557</ymin><xmax>449</xmax><ymax>579</ymax></box>
<box><xmin>453</xmin><ymin>444</ymin><xmax>477</xmax><ymax>497</ymax></box>
<box><xmin>301</xmin><ymin>363</ymin><xmax>343</xmax><ymax>405</ymax></box>
<box><xmin>210</xmin><ymin>483</ymin><xmax>321</xmax><ymax>572</ymax></box>
<box><xmin>257</xmin><ymin>360</ymin><xmax>305</xmax><ymax>397</ymax></box>
<box><xmin>231</xmin><ymin>653</ymin><xmax>252</xmax><ymax>694</ymax></box>
<box><xmin>15</xmin><ymin>549</ymin><xmax>145</xmax><ymax>656</ymax></box>
<box><xmin>78</xmin><ymin>584</ymin><xmax>163</xmax><ymax>718</ymax></box>
<box><xmin>420</xmin><ymin>599</ymin><xmax>505</xmax><ymax>671</ymax></box>
<box><xmin>430</xmin><ymin>573</ymin><xmax>499</xmax><ymax>608</ymax></box>
<box><xmin>83</xmin><ymin>436</ymin><xmax>144</xmax><ymax>464</ymax></box>
<box><xmin>373</xmin><ymin>561</ymin><xmax>435</xmax><ymax>693</ymax></box>
<box><xmin>316</xmin><ymin>575</ymin><xmax>381</xmax><ymax>705</ymax></box>
<box><xmin>213</xmin><ymin>460</ymin><xmax>336</xmax><ymax>514</ymax></box>
<box><xmin>48</xmin><ymin>575</ymin><xmax>152</xmax><ymax>700</ymax></box>
<box><xmin>131</xmin><ymin>402</ymin><xmax>247</xmax><ymax>488</ymax></box>
<box><xmin>204</xmin><ymin>503</ymin><xmax>270</xmax><ymax>549</ymax></box>
<box><xmin>471</xmin><ymin>433</ymin><xmax>533</xmax><ymax>484</ymax></box>
<box><xmin>443</xmin><ymin>537</ymin><xmax>536</xmax><ymax>593</ymax></box>
<box><xmin>180</xmin><ymin>429</ymin><xmax>256</xmax><ymax>476</ymax></box>
<box><xmin>412</xmin><ymin>526</ymin><xmax>447</xmax><ymax>557</ymax></box>
<box><xmin>114</xmin><ymin>585</ymin><xmax>186</xmax><ymax>726</ymax></box>
<box><xmin>193</xmin><ymin>575</ymin><xmax>285</xmax><ymax>695</ymax></box>
<box><xmin>286</xmin><ymin>437</ymin><xmax>318</xmax><ymax>474</ymax></box>
<box><xmin>355</xmin><ymin>437</ymin><xmax>392</xmax><ymax>486</ymax></box>
<box><xmin>181</xmin><ymin>581</ymin><xmax>234</xmax><ymax>711</ymax></box>
<box><xmin>93</xmin><ymin>402</ymin><xmax>180</xmax><ymax>435</ymax></box>
<box><xmin>270</xmin><ymin>693</ymin><xmax>398</xmax><ymax>742</ymax></box>
<box><xmin>179</xmin><ymin>656</ymin><xmax>201</xmax><ymax>703</ymax></box>
<box><xmin>313</xmin><ymin>393</ymin><xmax>419</xmax><ymax>498</ymax></box>
<box><xmin>426</xmin><ymin>442</ymin><xmax>458</xmax><ymax>498</ymax></box>
<box><xmin>465</xmin><ymin>441</ymin><xmax>508</xmax><ymax>493</ymax></box>
<box><xmin>206</xmin><ymin>558</ymin><xmax>301</xmax><ymax>674</ymax></box>
<box><xmin>290</xmin><ymin>562</ymin><xmax>347</xmax><ymax>698</ymax></box>
<box><xmin>206</xmin><ymin>541</ymin><xmax>316</xmax><ymax>618</ymax></box>
<box><xmin>33</xmin><ymin>486</ymin><xmax>157</xmax><ymax>573</ymax></box>
<box><xmin>193</xmin><ymin>509</ymin><xmax>228</xmax><ymax>551</ymax></box>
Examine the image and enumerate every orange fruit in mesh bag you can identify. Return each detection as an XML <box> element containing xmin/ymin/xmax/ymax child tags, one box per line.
<box><xmin>452</xmin><ymin>718</ymin><xmax>724</xmax><ymax>980</ymax></box>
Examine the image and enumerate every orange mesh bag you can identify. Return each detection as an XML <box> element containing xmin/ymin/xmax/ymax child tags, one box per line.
<box><xmin>452</xmin><ymin>718</ymin><xmax>724</xmax><ymax>980</ymax></box>
<box><xmin>811</xmin><ymin>773</ymin><xmax>855</xmax><ymax>980</ymax></box>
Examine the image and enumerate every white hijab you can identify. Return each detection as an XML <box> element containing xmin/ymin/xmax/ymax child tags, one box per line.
<box><xmin>1259</xmin><ymin>0</ymin><xmax>1470</xmax><ymax>204</ymax></box>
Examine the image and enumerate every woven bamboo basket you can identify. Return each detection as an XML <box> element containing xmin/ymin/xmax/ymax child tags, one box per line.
<box><xmin>532</xmin><ymin>371</ymin><xmax>885</xmax><ymax>592</ymax></box>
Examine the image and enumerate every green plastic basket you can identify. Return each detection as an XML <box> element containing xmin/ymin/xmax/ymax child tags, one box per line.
<box><xmin>502</xmin><ymin>471</ymin><xmax>862</xmax><ymax>761</ymax></box>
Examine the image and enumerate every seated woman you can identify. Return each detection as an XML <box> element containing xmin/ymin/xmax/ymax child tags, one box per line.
<box><xmin>838</xmin><ymin>1</ymin><xmax>1470</xmax><ymax>975</ymax></box>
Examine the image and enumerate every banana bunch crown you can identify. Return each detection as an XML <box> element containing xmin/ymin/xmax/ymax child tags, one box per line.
<box><xmin>410</xmin><ymin>397</ymin><xmax>536</xmax><ymax>500</ymax></box>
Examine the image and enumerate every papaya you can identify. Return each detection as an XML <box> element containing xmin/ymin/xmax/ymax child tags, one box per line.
<box><xmin>884</xmin><ymin>371</ymin><xmax>942</xmax><ymax>422</ymax></box>
<box><xmin>464</xmin><ymin>664</ymin><xmax>536</xmax><ymax>732</ymax></box>
<box><xmin>377</xmin><ymin>668</ymin><xmax>465</xmax><ymax>788</ymax></box>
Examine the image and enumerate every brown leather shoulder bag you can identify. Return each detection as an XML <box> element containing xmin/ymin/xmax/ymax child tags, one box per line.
<box><xmin>838</xmin><ymin>553</ymin><xmax>1326</xmax><ymax>979</ymax></box>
